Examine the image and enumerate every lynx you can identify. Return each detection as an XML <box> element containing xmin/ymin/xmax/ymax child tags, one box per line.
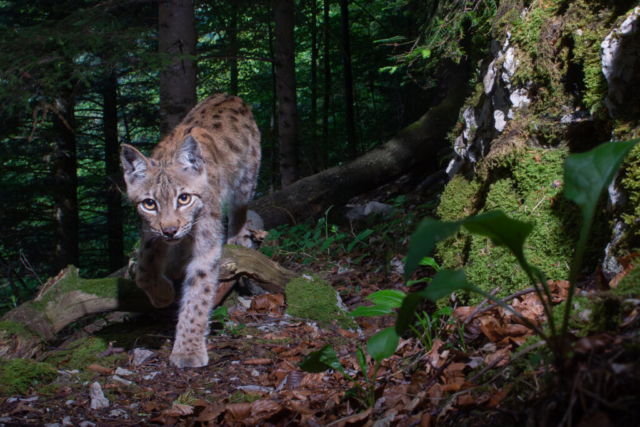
<box><xmin>120</xmin><ymin>94</ymin><xmax>261</xmax><ymax>368</ymax></box>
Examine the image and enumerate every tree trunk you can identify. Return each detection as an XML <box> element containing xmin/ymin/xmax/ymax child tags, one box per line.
<box><xmin>273</xmin><ymin>0</ymin><xmax>300</xmax><ymax>187</ymax></box>
<box><xmin>158</xmin><ymin>0</ymin><xmax>198</xmax><ymax>137</ymax></box>
<box><xmin>229</xmin><ymin>0</ymin><xmax>239</xmax><ymax>96</ymax></box>
<box><xmin>103</xmin><ymin>74</ymin><xmax>125</xmax><ymax>273</ymax></box>
<box><xmin>52</xmin><ymin>91</ymin><xmax>79</xmax><ymax>271</ymax></box>
<box><xmin>0</xmin><ymin>246</ymin><xmax>297</xmax><ymax>359</ymax></box>
<box><xmin>249</xmin><ymin>59</ymin><xmax>471</xmax><ymax>229</ymax></box>
<box><xmin>340</xmin><ymin>0</ymin><xmax>357</xmax><ymax>160</ymax></box>
<box><xmin>310</xmin><ymin>0</ymin><xmax>318</xmax><ymax>150</ymax></box>
<box><xmin>322</xmin><ymin>0</ymin><xmax>331</xmax><ymax>167</ymax></box>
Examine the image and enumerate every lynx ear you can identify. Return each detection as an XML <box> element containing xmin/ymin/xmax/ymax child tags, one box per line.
<box><xmin>121</xmin><ymin>144</ymin><xmax>150</xmax><ymax>187</ymax></box>
<box><xmin>177</xmin><ymin>135</ymin><xmax>204</xmax><ymax>173</ymax></box>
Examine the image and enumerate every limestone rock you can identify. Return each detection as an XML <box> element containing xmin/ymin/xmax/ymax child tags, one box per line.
<box><xmin>89</xmin><ymin>382</ymin><xmax>109</xmax><ymax>410</ymax></box>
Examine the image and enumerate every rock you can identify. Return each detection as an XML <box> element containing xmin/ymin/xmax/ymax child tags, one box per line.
<box><xmin>62</xmin><ymin>416</ymin><xmax>73</xmax><ymax>426</ymax></box>
<box><xmin>80</xmin><ymin>422</ymin><xmax>96</xmax><ymax>427</ymax></box>
<box><xmin>601</xmin><ymin>7</ymin><xmax>640</xmax><ymax>117</ymax></box>
<box><xmin>483</xmin><ymin>59</ymin><xmax>497</xmax><ymax>94</ymax></box>
<box><xmin>108</xmin><ymin>409</ymin><xmax>128</xmax><ymax>418</ymax></box>
<box><xmin>44</xmin><ymin>423</ymin><xmax>61</xmax><ymax>427</ymax></box>
<box><xmin>65</xmin><ymin>400</ymin><xmax>75</xmax><ymax>406</ymax></box>
<box><xmin>363</xmin><ymin>201</ymin><xmax>392</xmax><ymax>216</ymax></box>
<box><xmin>246</xmin><ymin>210</ymin><xmax>264</xmax><ymax>232</ymax></box>
<box><xmin>132</xmin><ymin>348</ymin><xmax>155</xmax><ymax>366</ymax></box>
<box><xmin>509</xmin><ymin>89</ymin><xmax>530</xmax><ymax>109</ymax></box>
<box><xmin>89</xmin><ymin>382</ymin><xmax>109</xmax><ymax>410</ymax></box>
<box><xmin>143</xmin><ymin>371</ymin><xmax>160</xmax><ymax>380</ymax></box>
<box><xmin>494</xmin><ymin>110</ymin><xmax>507</xmax><ymax>132</ymax></box>
<box><xmin>111</xmin><ymin>375</ymin><xmax>132</xmax><ymax>386</ymax></box>
<box><xmin>114</xmin><ymin>367</ymin><xmax>133</xmax><ymax>376</ymax></box>
<box><xmin>390</xmin><ymin>256</ymin><xmax>404</xmax><ymax>276</ymax></box>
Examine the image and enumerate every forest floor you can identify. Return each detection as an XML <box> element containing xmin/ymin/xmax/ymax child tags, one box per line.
<box><xmin>1</xmin><ymin>177</ymin><xmax>640</xmax><ymax>427</ymax></box>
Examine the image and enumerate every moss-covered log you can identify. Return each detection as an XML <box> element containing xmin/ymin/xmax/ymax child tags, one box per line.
<box><xmin>249</xmin><ymin>59</ymin><xmax>471</xmax><ymax>229</ymax></box>
<box><xmin>0</xmin><ymin>245</ymin><xmax>297</xmax><ymax>359</ymax></box>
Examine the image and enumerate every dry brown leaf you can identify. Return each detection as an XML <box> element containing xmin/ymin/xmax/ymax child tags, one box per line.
<box><xmin>420</xmin><ymin>412</ymin><xmax>432</xmax><ymax>427</ymax></box>
<box><xmin>244</xmin><ymin>358</ymin><xmax>272</xmax><ymax>365</ymax></box>
<box><xmin>488</xmin><ymin>389</ymin><xmax>506</xmax><ymax>407</ymax></box>
<box><xmin>300</xmin><ymin>372</ymin><xmax>325</xmax><ymax>388</ymax></box>
<box><xmin>336</xmin><ymin>407</ymin><xmax>372</xmax><ymax>426</ymax></box>
<box><xmin>163</xmin><ymin>403</ymin><xmax>193</xmax><ymax>417</ymax></box>
<box><xmin>338</xmin><ymin>328</ymin><xmax>359</xmax><ymax>338</ymax></box>
<box><xmin>456</xmin><ymin>392</ymin><xmax>475</xmax><ymax>406</ymax></box>
<box><xmin>250</xmin><ymin>294</ymin><xmax>285</xmax><ymax>314</ymax></box>
<box><xmin>226</xmin><ymin>402</ymin><xmax>252</xmax><ymax>421</ymax></box>
<box><xmin>574</xmin><ymin>333</ymin><xmax>615</xmax><ymax>354</ymax></box>
<box><xmin>250</xmin><ymin>399</ymin><xmax>282</xmax><ymax>419</ymax></box>
<box><xmin>197</xmin><ymin>403</ymin><xmax>226</xmax><ymax>422</ymax></box>
<box><xmin>87</xmin><ymin>364</ymin><xmax>112</xmax><ymax>376</ymax></box>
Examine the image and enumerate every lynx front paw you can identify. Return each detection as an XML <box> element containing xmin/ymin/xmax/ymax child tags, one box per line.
<box><xmin>227</xmin><ymin>234</ymin><xmax>252</xmax><ymax>248</ymax></box>
<box><xmin>136</xmin><ymin>277</ymin><xmax>175</xmax><ymax>308</ymax></box>
<box><xmin>170</xmin><ymin>349</ymin><xmax>209</xmax><ymax>368</ymax></box>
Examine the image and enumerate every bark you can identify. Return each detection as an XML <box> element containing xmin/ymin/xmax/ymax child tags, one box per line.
<box><xmin>52</xmin><ymin>91</ymin><xmax>79</xmax><ymax>271</ymax></box>
<box><xmin>103</xmin><ymin>74</ymin><xmax>125</xmax><ymax>273</ymax></box>
<box><xmin>158</xmin><ymin>0</ymin><xmax>198</xmax><ymax>137</ymax></box>
<box><xmin>274</xmin><ymin>0</ymin><xmax>300</xmax><ymax>186</ymax></box>
<box><xmin>0</xmin><ymin>246</ymin><xmax>297</xmax><ymax>359</ymax></box>
<box><xmin>322</xmin><ymin>0</ymin><xmax>331</xmax><ymax>167</ymax></box>
<box><xmin>249</xmin><ymin>59</ymin><xmax>471</xmax><ymax>229</ymax></box>
<box><xmin>340</xmin><ymin>0</ymin><xmax>357</xmax><ymax>159</ymax></box>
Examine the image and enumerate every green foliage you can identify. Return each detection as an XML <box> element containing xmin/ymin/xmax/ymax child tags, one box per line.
<box><xmin>401</xmin><ymin>140</ymin><xmax>639</xmax><ymax>365</ymax></box>
<box><xmin>0</xmin><ymin>358</ymin><xmax>57</xmax><ymax>395</ymax></box>
<box><xmin>285</xmin><ymin>275</ymin><xmax>357</xmax><ymax>330</ymax></box>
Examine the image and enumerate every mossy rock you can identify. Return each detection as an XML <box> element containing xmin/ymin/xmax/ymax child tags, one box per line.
<box><xmin>437</xmin><ymin>149</ymin><xmax>611</xmax><ymax>304</ymax></box>
<box><xmin>615</xmin><ymin>265</ymin><xmax>640</xmax><ymax>297</ymax></box>
<box><xmin>0</xmin><ymin>359</ymin><xmax>57</xmax><ymax>395</ymax></box>
<box><xmin>285</xmin><ymin>275</ymin><xmax>357</xmax><ymax>330</ymax></box>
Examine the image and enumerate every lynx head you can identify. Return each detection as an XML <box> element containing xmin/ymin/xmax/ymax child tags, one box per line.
<box><xmin>121</xmin><ymin>136</ymin><xmax>208</xmax><ymax>244</ymax></box>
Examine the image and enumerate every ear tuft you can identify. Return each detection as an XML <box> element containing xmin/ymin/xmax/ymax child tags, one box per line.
<box><xmin>177</xmin><ymin>135</ymin><xmax>204</xmax><ymax>172</ymax></box>
<box><xmin>121</xmin><ymin>144</ymin><xmax>149</xmax><ymax>186</ymax></box>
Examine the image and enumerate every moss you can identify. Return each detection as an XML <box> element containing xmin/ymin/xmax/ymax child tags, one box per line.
<box><xmin>30</xmin><ymin>266</ymin><xmax>124</xmax><ymax>312</ymax></box>
<box><xmin>285</xmin><ymin>275</ymin><xmax>357</xmax><ymax>330</ymax></box>
<box><xmin>0</xmin><ymin>359</ymin><xmax>57</xmax><ymax>395</ymax></box>
<box><xmin>0</xmin><ymin>320</ymin><xmax>41</xmax><ymax>340</ymax></box>
<box><xmin>615</xmin><ymin>265</ymin><xmax>640</xmax><ymax>297</ymax></box>
<box><xmin>564</xmin><ymin>0</ymin><xmax>614</xmax><ymax>116</ymax></box>
<box><xmin>43</xmin><ymin>336</ymin><xmax>125</xmax><ymax>370</ymax></box>
<box><xmin>437</xmin><ymin>175</ymin><xmax>480</xmax><ymax>222</ymax></box>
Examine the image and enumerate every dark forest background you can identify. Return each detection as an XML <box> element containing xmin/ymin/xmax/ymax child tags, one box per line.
<box><xmin>0</xmin><ymin>0</ymin><xmax>491</xmax><ymax>302</ymax></box>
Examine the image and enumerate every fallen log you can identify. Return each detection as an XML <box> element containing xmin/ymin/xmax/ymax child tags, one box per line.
<box><xmin>0</xmin><ymin>245</ymin><xmax>298</xmax><ymax>359</ymax></box>
<box><xmin>249</xmin><ymin>59</ymin><xmax>471</xmax><ymax>229</ymax></box>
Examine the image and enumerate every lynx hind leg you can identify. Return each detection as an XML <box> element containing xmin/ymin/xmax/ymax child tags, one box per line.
<box><xmin>135</xmin><ymin>233</ymin><xmax>175</xmax><ymax>308</ymax></box>
<box><xmin>170</xmin><ymin>215</ymin><xmax>223</xmax><ymax>368</ymax></box>
<box><xmin>227</xmin><ymin>172</ymin><xmax>257</xmax><ymax>248</ymax></box>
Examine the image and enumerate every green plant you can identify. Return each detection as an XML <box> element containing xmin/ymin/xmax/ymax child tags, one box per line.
<box><xmin>299</xmin><ymin>327</ymin><xmax>398</xmax><ymax>408</ymax></box>
<box><xmin>400</xmin><ymin>140</ymin><xmax>639</xmax><ymax>366</ymax></box>
<box><xmin>211</xmin><ymin>306</ymin><xmax>244</xmax><ymax>336</ymax></box>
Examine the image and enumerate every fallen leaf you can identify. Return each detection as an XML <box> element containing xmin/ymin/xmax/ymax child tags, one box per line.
<box><xmin>87</xmin><ymin>364</ymin><xmax>112</xmax><ymax>376</ymax></box>
<box><xmin>197</xmin><ymin>403</ymin><xmax>225</xmax><ymax>423</ymax></box>
<box><xmin>244</xmin><ymin>358</ymin><xmax>272</xmax><ymax>365</ymax></box>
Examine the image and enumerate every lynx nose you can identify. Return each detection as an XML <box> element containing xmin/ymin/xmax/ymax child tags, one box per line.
<box><xmin>162</xmin><ymin>226</ymin><xmax>179</xmax><ymax>239</ymax></box>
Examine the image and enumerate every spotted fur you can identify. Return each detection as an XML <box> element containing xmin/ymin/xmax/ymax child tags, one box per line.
<box><xmin>121</xmin><ymin>94</ymin><xmax>261</xmax><ymax>368</ymax></box>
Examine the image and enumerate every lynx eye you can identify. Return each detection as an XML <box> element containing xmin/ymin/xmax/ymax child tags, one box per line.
<box><xmin>141</xmin><ymin>199</ymin><xmax>156</xmax><ymax>210</ymax></box>
<box><xmin>177</xmin><ymin>194</ymin><xmax>191</xmax><ymax>206</ymax></box>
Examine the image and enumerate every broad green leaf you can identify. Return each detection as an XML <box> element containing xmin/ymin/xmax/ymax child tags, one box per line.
<box><xmin>356</xmin><ymin>229</ymin><xmax>374</xmax><ymax>240</ymax></box>
<box><xmin>462</xmin><ymin>211</ymin><xmax>533</xmax><ymax>270</ymax></box>
<box><xmin>299</xmin><ymin>344</ymin><xmax>344</xmax><ymax>374</ymax></box>
<box><xmin>396</xmin><ymin>270</ymin><xmax>479</xmax><ymax>334</ymax></box>
<box><xmin>407</xmin><ymin>277</ymin><xmax>432</xmax><ymax>286</ymax></box>
<box><xmin>367</xmin><ymin>327</ymin><xmax>399</xmax><ymax>362</ymax></box>
<box><xmin>356</xmin><ymin>344</ymin><xmax>368</xmax><ymax>378</ymax></box>
<box><xmin>395</xmin><ymin>293</ymin><xmax>424</xmax><ymax>335</ymax></box>
<box><xmin>211</xmin><ymin>306</ymin><xmax>228</xmax><ymax>322</ymax></box>
<box><xmin>419</xmin><ymin>256</ymin><xmax>440</xmax><ymax>271</ymax></box>
<box><xmin>416</xmin><ymin>270</ymin><xmax>478</xmax><ymax>301</ymax></box>
<box><xmin>351</xmin><ymin>304</ymin><xmax>394</xmax><ymax>317</ymax></box>
<box><xmin>365</xmin><ymin>290</ymin><xmax>406</xmax><ymax>308</ymax></box>
<box><xmin>564</xmin><ymin>140</ymin><xmax>638</xmax><ymax>226</ymax></box>
<box><xmin>405</xmin><ymin>219</ymin><xmax>462</xmax><ymax>280</ymax></box>
<box><xmin>341</xmin><ymin>387</ymin><xmax>365</xmax><ymax>404</ymax></box>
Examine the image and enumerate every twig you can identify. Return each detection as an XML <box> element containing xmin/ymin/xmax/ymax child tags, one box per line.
<box><xmin>19</xmin><ymin>251</ymin><xmax>44</xmax><ymax>288</ymax></box>
<box><xmin>464</xmin><ymin>286</ymin><xmax>501</xmax><ymax>325</ymax></box>
<box><xmin>474</xmin><ymin>288</ymin><xmax>537</xmax><ymax>318</ymax></box>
